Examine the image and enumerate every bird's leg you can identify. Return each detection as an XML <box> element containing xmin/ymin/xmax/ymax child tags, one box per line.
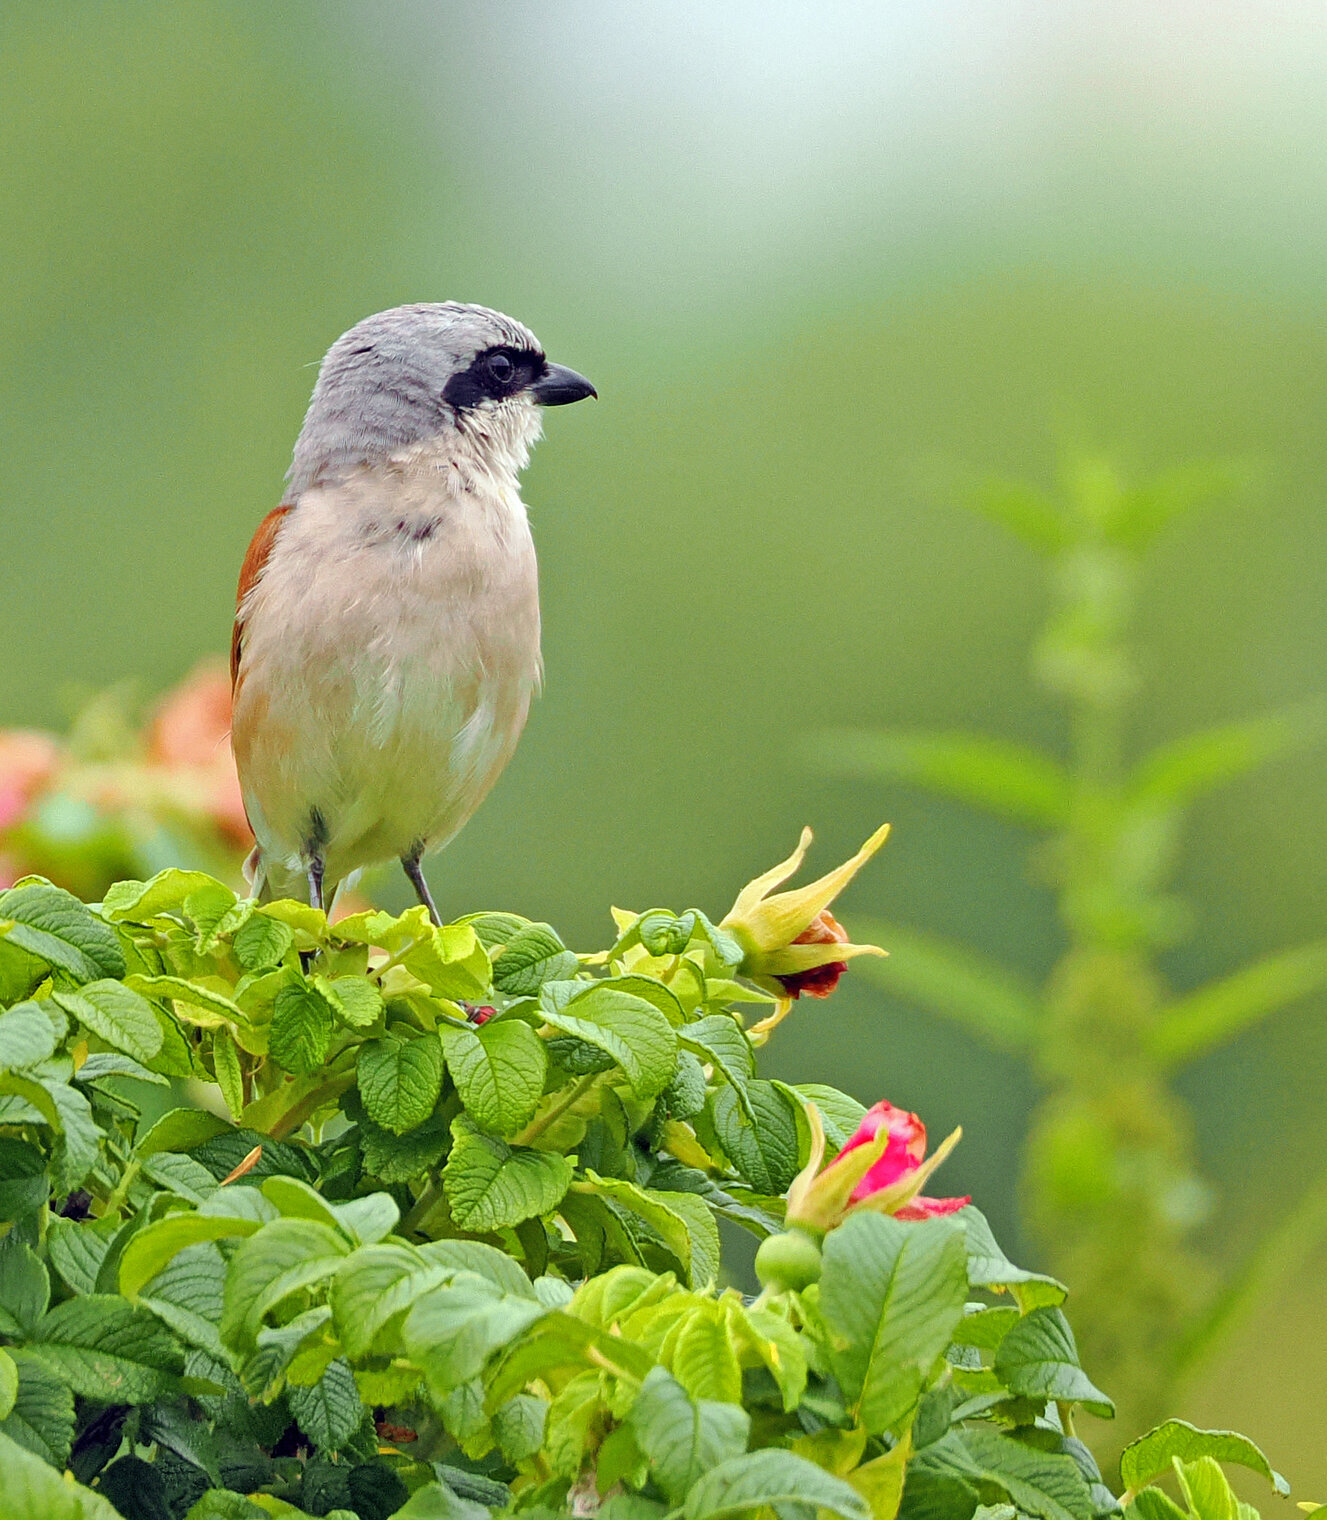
<box><xmin>401</xmin><ymin>848</ymin><xmax>441</xmax><ymax>927</ymax></box>
<box><xmin>304</xmin><ymin>808</ymin><xmax>328</xmax><ymax>914</ymax></box>
<box><xmin>307</xmin><ymin>855</ymin><xmax>325</xmax><ymax>913</ymax></box>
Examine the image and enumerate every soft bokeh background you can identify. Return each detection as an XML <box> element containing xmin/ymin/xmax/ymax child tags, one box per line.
<box><xmin>3</xmin><ymin>0</ymin><xmax>1325</xmax><ymax>1486</ymax></box>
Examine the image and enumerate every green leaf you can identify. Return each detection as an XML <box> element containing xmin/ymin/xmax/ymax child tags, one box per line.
<box><xmin>708</xmin><ymin>1081</ymin><xmax>800</xmax><ymax>1194</ymax></box>
<box><xmin>135</xmin><ymin>1106</ymin><xmax>232</xmax><ymax>1158</ymax></box>
<box><xmin>1129</xmin><ymin>1493</ymin><xmax>1189</xmax><ymax>1520</ymax></box>
<box><xmin>269</xmin><ymin>981</ymin><xmax>335</xmax><ymax>1075</ymax></box>
<box><xmin>124</xmin><ymin>975</ymin><xmax>248</xmax><ymax>1026</ymax></box>
<box><xmin>1120</xmin><ymin>1421</ymin><xmax>1288</xmax><ymax>1496</ymax></box>
<box><xmin>403</xmin><ymin>1275</ymin><xmax>547</xmax><ymax>1391</ymax></box>
<box><xmin>910</xmin><ymin>1429</ymin><xmax>1094</xmax><ymax>1520</ymax></box>
<box><xmin>232</xmin><ymin>912</ymin><xmax>294</xmax><ymax>971</ymax></box>
<box><xmin>75</xmin><ymin>1051</ymin><xmax>169</xmax><ymax>1086</ymax></box>
<box><xmin>493</xmin><ymin>1393</ymin><xmax>547</xmax><ymax>1464</ymax></box>
<box><xmin>679</xmin><ymin>1015</ymin><xmax>755</xmax><ymax>1115</ymax></box>
<box><xmin>669</xmin><ymin>1303</ymin><xmax>743</xmax><ymax>1404</ymax></box>
<box><xmin>956</xmin><ymin>1206</ymin><xmax>1067</xmax><ymax>1307</ymax></box>
<box><xmin>357</xmin><ymin>1031</ymin><xmax>444</xmax><ymax>1134</ymax></box>
<box><xmin>0</xmin><ymin>1138</ymin><xmax>47</xmax><ymax>1222</ymax></box>
<box><xmin>211</xmin><ymin>1029</ymin><xmax>245</xmax><ymax>1121</ymax></box>
<box><xmin>331</xmin><ymin>1242</ymin><xmax>464</xmax><ymax>1360</ymax></box>
<box><xmin>220</xmin><ymin>1217</ymin><xmax>352</xmax><ymax>1352</ymax></box>
<box><xmin>629</xmin><ymin>1365</ymin><xmax>750</xmax><ymax>1505</ymax></box>
<box><xmin>684</xmin><ymin>1449</ymin><xmax>870</xmax><ymax>1520</ymax></box>
<box><xmin>402</xmin><ymin>923</ymin><xmax>492</xmax><ymax>1001</ymax></box>
<box><xmin>793</xmin><ymin>1084</ymin><xmax>867</xmax><ymax>1151</ymax></box>
<box><xmin>25</xmin><ymin>1296</ymin><xmax>183</xmax><ymax>1403</ymax></box>
<box><xmin>101</xmin><ymin>870</ymin><xmax>230</xmax><ymax>923</ymax></box>
<box><xmin>598</xmin><ymin>973</ymin><xmax>687</xmax><ymax>1028</ymax></box>
<box><xmin>287</xmin><ymin>1357</ymin><xmax>364</xmax><ymax>1451</ymax></box>
<box><xmin>137</xmin><ymin>1240</ymin><xmax>229</xmax><ymax>1357</ymax></box>
<box><xmin>0</xmin><ymin>1428</ymin><xmax>124</xmax><ymax>1518</ymax></box>
<box><xmin>45</xmin><ymin>1216</ymin><xmax>117</xmax><ymax>1295</ymax></box>
<box><xmin>442</xmin><ymin>1019</ymin><xmax>547</xmax><ymax>1136</ymax></box>
<box><xmin>0</xmin><ymin>1351</ymin><xmax>74</xmax><ymax>1468</ymax></box>
<box><xmin>539</xmin><ymin>982</ymin><xmax>677</xmax><ymax>1099</ymax></box>
<box><xmin>964</xmin><ymin>476</ymin><xmax>1069</xmax><ymax>553</ymax></box>
<box><xmin>444</xmin><ymin>1118</ymin><xmax>574</xmax><ymax>1232</ymax></box>
<box><xmin>0</xmin><ymin>1003</ymin><xmax>56</xmax><ymax>1071</ymax></box>
<box><xmin>993</xmin><ymin>1307</ymin><xmax>1114</xmax><ymax>1417</ymax></box>
<box><xmin>802</xmin><ymin>729</ymin><xmax>1073</xmax><ymax>828</ymax></box>
<box><xmin>358</xmin><ymin>1111</ymin><xmax>452</xmax><ymax>1183</ymax></box>
<box><xmin>0</xmin><ymin>1242</ymin><xmax>50</xmax><ymax>1337</ymax></box>
<box><xmin>0</xmin><ymin>1349</ymin><xmax>15</xmax><ymax>1421</ymax></box>
<box><xmin>119</xmin><ymin>1207</ymin><xmax>269</xmax><ymax>1300</ymax></box>
<box><xmin>1174</xmin><ymin>1457</ymin><xmax>1239</xmax><ymax>1520</ymax></box>
<box><xmin>0</xmin><ymin>882</ymin><xmax>125</xmax><ymax>982</ymax></box>
<box><xmin>848</xmin><ymin>922</ymin><xmax>1040</xmax><ymax>1054</ymax></box>
<box><xmin>577</xmin><ymin>1174</ymin><xmax>720</xmax><ymax>1289</ymax></box>
<box><xmin>492</xmin><ymin>922</ymin><xmax>578</xmax><ymax>995</ymax></box>
<box><xmin>46</xmin><ymin>1080</ymin><xmax>101</xmax><ymax>1193</ymax></box>
<box><xmin>820</xmin><ymin>1211</ymin><xmax>968</xmax><ymax>1433</ymax></box>
<box><xmin>1149</xmin><ymin>942</ymin><xmax>1327</xmax><ymax>1067</ymax></box>
<box><xmin>314</xmin><ymin>974</ymin><xmax>383</xmax><ymax>1029</ymax></box>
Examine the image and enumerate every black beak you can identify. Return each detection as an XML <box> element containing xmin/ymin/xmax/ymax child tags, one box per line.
<box><xmin>531</xmin><ymin>362</ymin><xmax>597</xmax><ymax>406</ymax></box>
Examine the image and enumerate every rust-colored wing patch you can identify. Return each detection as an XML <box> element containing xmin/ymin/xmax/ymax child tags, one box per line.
<box><xmin>231</xmin><ymin>505</ymin><xmax>292</xmax><ymax>690</ymax></box>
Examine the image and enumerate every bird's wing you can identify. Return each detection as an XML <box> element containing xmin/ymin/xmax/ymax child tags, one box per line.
<box><xmin>231</xmin><ymin>505</ymin><xmax>293</xmax><ymax>692</ymax></box>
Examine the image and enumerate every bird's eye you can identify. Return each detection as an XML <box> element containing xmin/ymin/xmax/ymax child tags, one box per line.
<box><xmin>486</xmin><ymin>353</ymin><xmax>515</xmax><ymax>385</ymax></box>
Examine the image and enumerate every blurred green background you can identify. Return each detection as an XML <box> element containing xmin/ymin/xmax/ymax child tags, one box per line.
<box><xmin>2</xmin><ymin>0</ymin><xmax>1325</xmax><ymax>1488</ymax></box>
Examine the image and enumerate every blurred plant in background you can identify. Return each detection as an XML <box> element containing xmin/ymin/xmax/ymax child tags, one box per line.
<box><xmin>0</xmin><ymin>661</ymin><xmax>250</xmax><ymax>899</ymax></box>
<box><xmin>805</xmin><ymin>456</ymin><xmax>1327</xmax><ymax>1445</ymax></box>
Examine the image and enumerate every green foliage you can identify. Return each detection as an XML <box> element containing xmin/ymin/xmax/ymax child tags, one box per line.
<box><xmin>806</xmin><ymin>455</ymin><xmax>1327</xmax><ymax>1436</ymax></box>
<box><xmin>0</xmin><ymin>862</ymin><xmax>1285</xmax><ymax>1520</ymax></box>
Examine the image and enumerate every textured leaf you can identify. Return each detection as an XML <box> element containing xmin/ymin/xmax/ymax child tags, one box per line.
<box><xmin>578</xmin><ymin>1174</ymin><xmax>721</xmax><ymax>1289</ymax></box>
<box><xmin>0</xmin><ymin>1351</ymin><xmax>75</xmax><ymax>1467</ymax></box>
<box><xmin>679</xmin><ymin>1016</ymin><xmax>755</xmax><ymax>1117</ymax></box>
<box><xmin>629</xmin><ymin>1366</ymin><xmax>750</xmax><ymax>1504</ymax></box>
<box><xmin>124</xmin><ymin>975</ymin><xmax>247</xmax><ymax>1026</ymax></box>
<box><xmin>909</xmin><ymin>1429</ymin><xmax>1094</xmax><ymax>1520</ymax></box>
<box><xmin>793</xmin><ymin>1084</ymin><xmax>867</xmax><ymax>1151</ymax></box>
<box><xmin>134</xmin><ymin>1106</ymin><xmax>232</xmax><ymax>1159</ymax></box>
<box><xmin>0</xmin><ymin>1428</ymin><xmax>124</xmax><ymax>1517</ymax></box>
<box><xmin>268</xmin><ymin>982</ymin><xmax>335</xmax><ymax>1075</ymax></box>
<box><xmin>331</xmin><ymin>1242</ymin><xmax>462</xmax><ymax>1360</ymax></box>
<box><xmin>0</xmin><ymin>1137</ymin><xmax>47</xmax><ymax>1221</ymax></box>
<box><xmin>442</xmin><ymin>1019</ymin><xmax>547</xmax><ymax>1136</ymax></box>
<box><xmin>444</xmin><ymin>1119</ymin><xmax>574</xmax><ymax>1232</ymax></box>
<box><xmin>820</xmin><ymin>1212</ymin><xmax>968</xmax><ymax>1433</ymax></box>
<box><xmin>0</xmin><ymin>1002</ymin><xmax>56</xmax><ymax>1071</ymax></box>
<box><xmin>994</xmin><ymin>1307</ymin><xmax>1114</xmax><ymax>1418</ymax></box>
<box><xmin>402</xmin><ymin>922</ymin><xmax>492</xmax><ymax>1001</ymax></box>
<box><xmin>957</xmin><ymin>1206</ymin><xmax>1067</xmax><ymax>1306</ymax></box>
<box><xmin>357</xmin><ymin>1031</ymin><xmax>443</xmax><ymax>1134</ymax></box>
<box><xmin>668</xmin><ymin>1303</ymin><xmax>742</xmax><ymax>1404</ymax></box>
<box><xmin>492</xmin><ymin>922</ymin><xmax>578</xmax><ymax>995</ymax></box>
<box><xmin>684</xmin><ymin>1449</ymin><xmax>870</xmax><ymax>1520</ymax></box>
<box><xmin>1120</xmin><ymin>1421</ymin><xmax>1288</xmax><ymax>1496</ymax></box>
<box><xmin>211</xmin><ymin>1029</ymin><xmax>244</xmax><ymax>1121</ymax></box>
<box><xmin>138</xmin><ymin>1241</ymin><xmax>228</xmax><ymax>1357</ymax></box>
<box><xmin>403</xmin><ymin>1276</ymin><xmax>546</xmax><ymax>1391</ymax></box>
<box><xmin>1174</xmin><ymin>1459</ymin><xmax>1240</xmax><ymax>1520</ymax></box>
<box><xmin>26</xmin><ymin>1296</ymin><xmax>183</xmax><ymax>1402</ymax></box>
<box><xmin>0</xmin><ymin>1348</ymin><xmax>15</xmax><ymax>1421</ymax></box>
<box><xmin>46</xmin><ymin>1080</ymin><xmax>101</xmax><ymax>1192</ymax></box>
<box><xmin>119</xmin><ymin>1210</ymin><xmax>267</xmax><ymax>1299</ymax></box>
<box><xmin>75</xmin><ymin>1051</ymin><xmax>169</xmax><ymax>1086</ymax></box>
<box><xmin>288</xmin><ymin>1357</ymin><xmax>364</xmax><ymax>1451</ymax></box>
<box><xmin>539</xmin><ymin>982</ymin><xmax>677</xmax><ymax>1099</ymax></box>
<box><xmin>220</xmin><ymin>1218</ymin><xmax>351</xmax><ymax>1351</ymax></box>
<box><xmin>708</xmin><ymin>1081</ymin><xmax>800</xmax><ymax>1194</ymax></box>
<box><xmin>359</xmin><ymin>1112</ymin><xmax>451</xmax><ymax>1183</ymax></box>
<box><xmin>101</xmin><ymin>870</ymin><xmax>229</xmax><ymax>923</ymax></box>
<box><xmin>314</xmin><ymin>973</ymin><xmax>383</xmax><ymax>1028</ymax></box>
<box><xmin>0</xmin><ymin>1241</ymin><xmax>50</xmax><ymax>1337</ymax></box>
<box><xmin>232</xmin><ymin>912</ymin><xmax>294</xmax><ymax>971</ymax></box>
<box><xmin>0</xmin><ymin>882</ymin><xmax>125</xmax><ymax>983</ymax></box>
<box><xmin>45</xmin><ymin>1217</ymin><xmax>117</xmax><ymax>1295</ymax></box>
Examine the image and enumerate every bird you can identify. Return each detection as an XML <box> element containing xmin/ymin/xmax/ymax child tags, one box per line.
<box><xmin>229</xmin><ymin>302</ymin><xmax>595</xmax><ymax>922</ymax></box>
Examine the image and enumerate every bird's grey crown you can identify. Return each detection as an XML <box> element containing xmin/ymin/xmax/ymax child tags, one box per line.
<box><xmin>286</xmin><ymin>303</ymin><xmax>542</xmax><ymax>499</ymax></box>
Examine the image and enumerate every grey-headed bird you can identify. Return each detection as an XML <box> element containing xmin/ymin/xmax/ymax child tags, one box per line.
<box><xmin>230</xmin><ymin>303</ymin><xmax>595</xmax><ymax>920</ymax></box>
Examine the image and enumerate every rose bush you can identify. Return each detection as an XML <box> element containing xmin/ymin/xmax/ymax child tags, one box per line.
<box><xmin>0</xmin><ymin>832</ymin><xmax>1289</xmax><ymax>1520</ymax></box>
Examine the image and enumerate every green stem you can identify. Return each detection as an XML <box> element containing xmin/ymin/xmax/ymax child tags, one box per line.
<box><xmin>512</xmin><ymin>1073</ymin><xmax>599</xmax><ymax>1147</ymax></box>
<box><xmin>402</xmin><ymin>1175</ymin><xmax>446</xmax><ymax>1236</ymax></box>
<box><xmin>102</xmin><ymin>1158</ymin><xmax>142</xmax><ymax>1219</ymax></box>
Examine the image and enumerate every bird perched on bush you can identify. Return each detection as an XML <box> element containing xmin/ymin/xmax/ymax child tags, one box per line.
<box><xmin>230</xmin><ymin>303</ymin><xmax>595</xmax><ymax>919</ymax></box>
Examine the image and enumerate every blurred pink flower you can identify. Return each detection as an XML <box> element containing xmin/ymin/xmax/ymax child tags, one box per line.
<box><xmin>0</xmin><ymin>730</ymin><xmax>59</xmax><ymax>830</ymax></box>
<box><xmin>840</xmin><ymin>1099</ymin><xmax>970</xmax><ymax>1219</ymax></box>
